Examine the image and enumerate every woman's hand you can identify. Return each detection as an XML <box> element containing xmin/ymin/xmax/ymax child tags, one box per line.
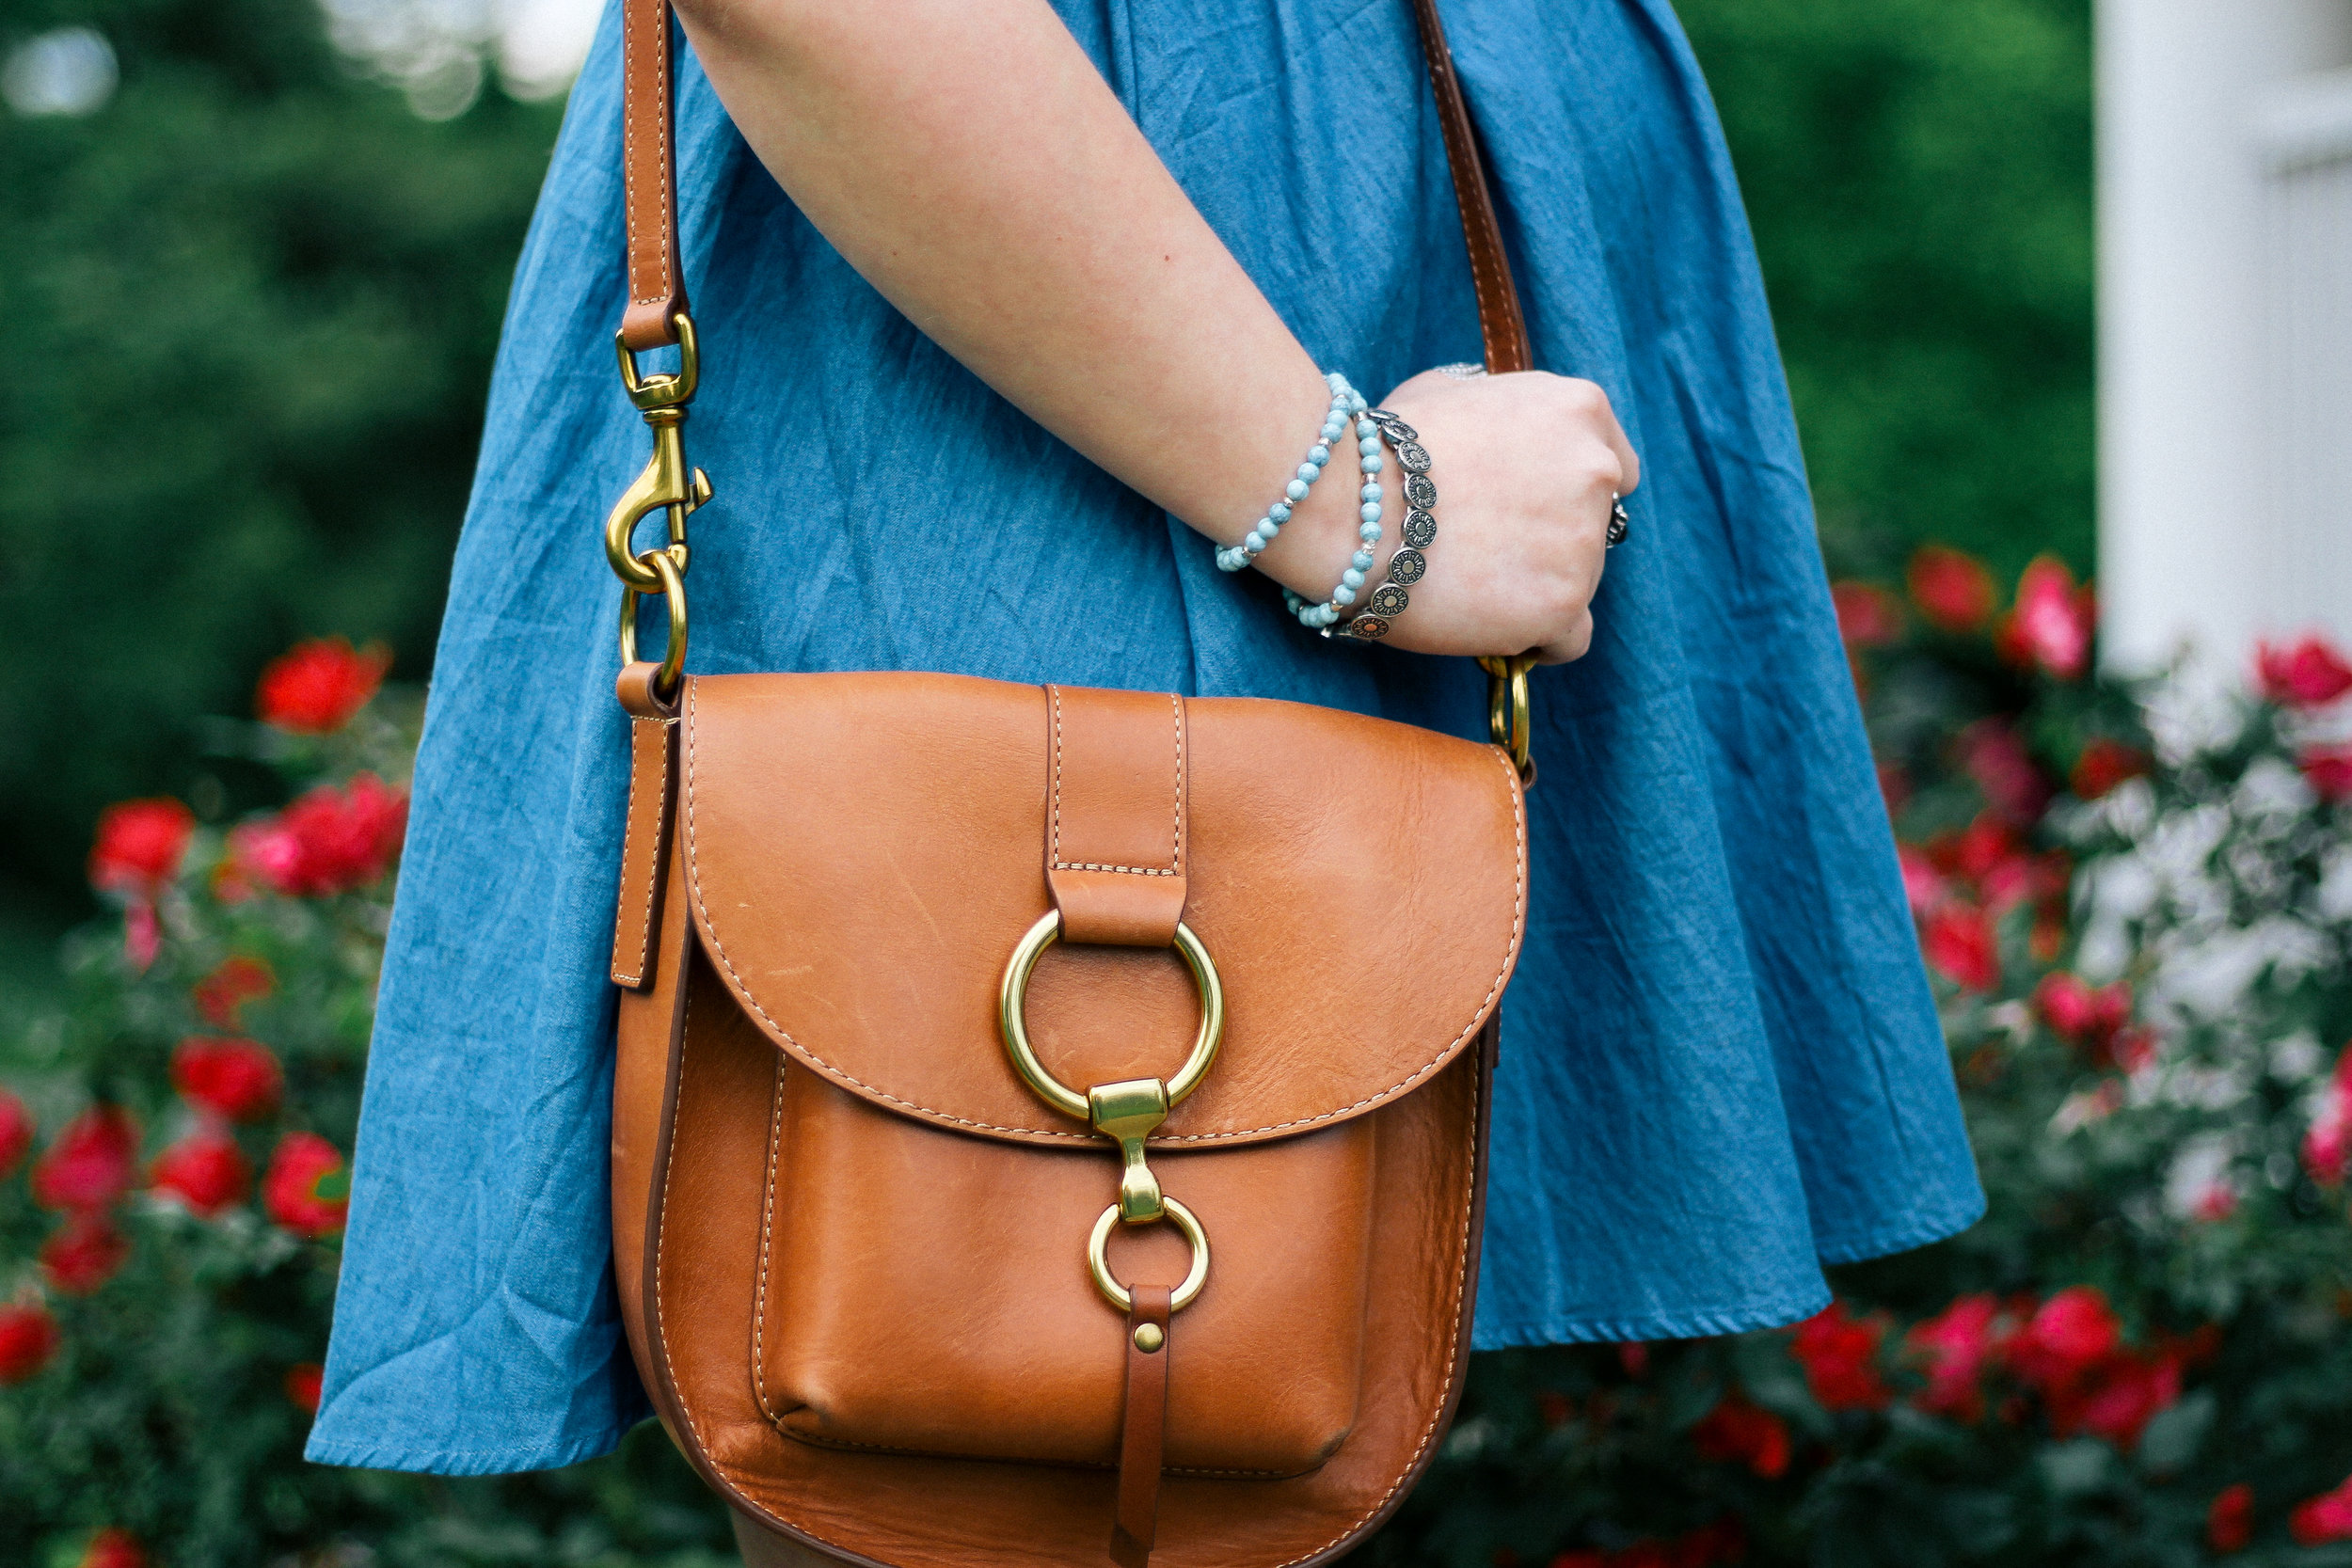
<box><xmin>1264</xmin><ymin>369</ymin><xmax>1637</xmax><ymax>665</ymax></box>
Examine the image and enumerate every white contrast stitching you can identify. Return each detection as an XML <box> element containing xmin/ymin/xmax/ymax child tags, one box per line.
<box><xmin>1047</xmin><ymin>688</ymin><xmax>1185</xmax><ymax>875</ymax></box>
<box><xmin>611</xmin><ymin>718</ymin><xmax>673</xmax><ymax>987</ymax></box>
<box><xmin>1268</xmin><ymin>1033</ymin><xmax>1484</xmax><ymax>1568</ymax></box>
<box><xmin>624</xmin><ymin>0</ymin><xmax>674</xmax><ymax>309</ymax></box>
<box><xmin>752</xmin><ymin>1051</ymin><xmax>786</xmax><ymax>1421</ymax></box>
<box><xmin>651</xmin><ymin>967</ymin><xmax>715</xmax><ymax>1453</ymax></box>
<box><xmin>685</xmin><ymin>684</ymin><xmax>1527</xmax><ymax>1146</ymax></box>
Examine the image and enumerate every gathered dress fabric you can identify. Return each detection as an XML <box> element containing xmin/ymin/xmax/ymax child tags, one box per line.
<box><xmin>307</xmin><ymin>0</ymin><xmax>1983</xmax><ymax>1475</ymax></box>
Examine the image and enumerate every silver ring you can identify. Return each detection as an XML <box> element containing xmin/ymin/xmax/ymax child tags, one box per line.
<box><xmin>1606</xmin><ymin>495</ymin><xmax>1629</xmax><ymax>548</ymax></box>
<box><xmin>1437</xmin><ymin>362</ymin><xmax>1487</xmax><ymax>381</ymax></box>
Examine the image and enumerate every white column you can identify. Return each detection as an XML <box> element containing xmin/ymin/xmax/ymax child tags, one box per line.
<box><xmin>2098</xmin><ymin>0</ymin><xmax>2352</xmax><ymax>672</ymax></box>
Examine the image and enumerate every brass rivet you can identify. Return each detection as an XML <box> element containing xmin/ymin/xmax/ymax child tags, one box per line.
<box><xmin>1132</xmin><ymin>1323</ymin><xmax>1165</xmax><ymax>1354</ymax></box>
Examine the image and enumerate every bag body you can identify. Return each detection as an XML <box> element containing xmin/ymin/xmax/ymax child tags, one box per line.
<box><xmin>610</xmin><ymin>673</ymin><xmax>1525</xmax><ymax>1566</ymax></box>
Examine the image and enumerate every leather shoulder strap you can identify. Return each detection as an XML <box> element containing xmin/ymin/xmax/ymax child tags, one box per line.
<box><xmin>1406</xmin><ymin>0</ymin><xmax>1533</xmax><ymax>373</ymax></box>
<box><xmin>620</xmin><ymin>0</ymin><xmax>690</xmax><ymax>350</ymax></box>
<box><xmin>614</xmin><ymin>0</ymin><xmax>1532</xmax><ymax>372</ymax></box>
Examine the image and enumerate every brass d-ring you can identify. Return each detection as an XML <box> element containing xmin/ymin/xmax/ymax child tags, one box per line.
<box><xmin>1088</xmin><ymin>1196</ymin><xmax>1209</xmax><ymax>1314</ymax></box>
<box><xmin>997</xmin><ymin>910</ymin><xmax>1224</xmax><ymax>1123</ymax></box>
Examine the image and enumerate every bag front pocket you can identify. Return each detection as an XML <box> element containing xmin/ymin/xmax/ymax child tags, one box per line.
<box><xmin>755</xmin><ymin>1056</ymin><xmax>1376</xmax><ymax>1477</ymax></box>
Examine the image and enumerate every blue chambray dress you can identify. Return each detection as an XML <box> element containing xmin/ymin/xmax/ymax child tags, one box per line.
<box><xmin>306</xmin><ymin>0</ymin><xmax>1983</xmax><ymax>1474</ymax></box>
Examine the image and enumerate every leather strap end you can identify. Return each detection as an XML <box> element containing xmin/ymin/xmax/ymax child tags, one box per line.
<box><xmin>1109</xmin><ymin>1285</ymin><xmax>1172</xmax><ymax>1568</ymax></box>
<box><xmin>1044</xmin><ymin>687</ymin><xmax>1189</xmax><ymax>948</ymax></box>
<box><xmin>612</xmin><ymin>663</ymin><xmax>681</xmax><ymax>990</ymax></box>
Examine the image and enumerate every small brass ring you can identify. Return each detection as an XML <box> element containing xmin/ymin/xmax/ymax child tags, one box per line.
<box><xmin>618</xmin><ymin>548</ymin><xmax>688</xmax><ymax>695</ymax></box>
<box><xmin>997</xmin><ymin>911</ymin><xmax>1223</xmax><ymax>1123</ymax></box>
<box><xmin>1088</xmin><ymin>1196</ymin><xmax>1209</xmax><ymax>1314</ymax></box>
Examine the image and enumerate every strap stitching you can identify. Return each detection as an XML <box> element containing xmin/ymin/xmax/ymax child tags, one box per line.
<box><xmin>685</xmin><ymin>680</ymin><xmax>1528</xmax><ymax>1148</ymax></box>
<box><xmin>624</xmin><ymin>0</ymin><xmax>675</xmax><ymax>309</ymax></box>
<box><xmin>610</xmin><ymin>717</ymin><xmax>674</xmax><ymax>987</ymax></box>
<box><xmin>1047</xmin><ymin>689</ymin><xmax>1184</xmax><ymax>876</ymax></box>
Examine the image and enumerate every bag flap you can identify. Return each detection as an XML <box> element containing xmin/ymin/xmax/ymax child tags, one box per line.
<box><xmin>678</xmin><ymin>672</ymin><xmax>1525</xmax><ymax>1147</ymax></box>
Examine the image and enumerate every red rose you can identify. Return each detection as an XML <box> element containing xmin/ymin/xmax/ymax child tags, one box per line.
<box><xmin>1692</xmin><ymin>1393</ymin><xmax>1790</xmax><ymax>1478</ymax></box>
<box><xmin>76</xmin><ymin>1529</ymin><xmax>148</xmax><ymax>1568</ymax></box>
<box><xmin>0</xmin><ymin>1302</ymin><xmax>61</xmax><ymax>1384</ymax></box>
<box><xmin>2292</xmin><ymin>1474</ymin><xmax>2352</xmax><ymax>1546</ymax></box>
<box><xmin>1790</xmin><ymin>1300</ymin><xmax>1893</xmax><ymax>1412</ymax></box>
<box><xmin>1666</xmin><ymin>1517</ymin><xmax>1744</xmax><ymax>1568</ymax></box>
<box><xmin>1906</xmin><ymin>1293</ymin><xmax>2007</xmax><ymax>1422</ymax></box>
<box><xmin>2208</xmin><ymin>1483</ymin><xmax>2255</xmax><ymax>1554</ymax></box>
<box><xmin>2255</xmin><ymin>635</ymin><xmax>2352</xmax><ymax>707</ymax></box>
<box><xmin>1897</xmin><ymin>845</ymin><xmax>1946</xmax><ymax>915</ymax></box>
<box><xmin>171</xmin><ymin>1036</ymin><xmax>284</xmax><ymax>1123</ymax></box>
<box><xmin>227</xmin><ymin>774</ymin><xmax>408</xmax><ymax>899</ymax></box>
<box><xmin>2070</xmin><ymin>737</ymin><xmax>2150</xmax><ymax>800</ymax></box>
<box><xmin>1921</xmin><ymin>902</ymin><xmax>1999</xmax><ymax>992</ymax></box>
<box><xmin>191</xmin><ymin>955</ymin><xmax>275</xmax><ymax>1028</ymax></box>
<box><xmin>2303</xmin><ymin>1045</ymin><xmax>2352</xmax><ymax>1186</ymax></box>
<box><xmin>2301</xmin><ymin>745</ymin><xmax>2352</xmax><ymax>803</ymax></box>
<box><xmin>1907</xmin><ymin>546</ymin><xmax>1997</xmax><ymax>633</ymax></box>
<box><xmin>1994</xmin><ymin>556</ymin><xmax>2095</xmax><ymax>681</ymax></box>
<box><xmin>285</xmin><ymin>1361</ymin><xmax>325</xmax><ymax>1414</ymax></box>
<box><xmin>31</xmin><ymin>1104</ymin><xmax>139</xmax><ymax>1212</ymax></box>
<box><xmin>2034</xmin><ymin>974</ymin><xmax>2134</xmax><ymax>1059</ymax></box>
<box><xmin>263</xmin><ymin>1132</ymin><xmax>350</xmax><ymax>1237</ymax></box>
<box><xmin>1832</xmin><ymin>581</ymin><xmax>1904</xmax><ymax>648</ymax></box>
<box><xmin>87</xmin><ymin>798</ymin><xmax>194</xmax><ymax>896</ymax></box>
<box><xmin>0</xmin><ymin>1086</ymin><xmax>32</xmax><ymax>1180</ymax></box>
<box><xmin>2065</xmin><ymin>1347</ymin><xmax>2181</xmax><ymax>1449</ymax></box>
<box><xmin>1956</xmin><ymin>719</ymin><xmax>2053</xmax><ymax>824</ymax></box>
<box><xmin>255</xmin><ymin>636</ymin><xmax>391</xmax><ymax>734</ymax></box>
<box><xmin>2008</xmin><ymin>1286</ymin><xmax>2120</xmax><ymax>1394</ymax></box>
<box><xmin>1617</xmin><ymin>1342</ymin><xmax>1650</xmax><ymax>1378</ymax></box>
<box><xmin>151</xmin><ymin>1129</ymin><xmax>254</xmax><ymax>1217</ymax></box>
<box><xmin>40</xmin><ymin>1213</ymin><xmax>131</xmax><ymax>1294</ymax></box>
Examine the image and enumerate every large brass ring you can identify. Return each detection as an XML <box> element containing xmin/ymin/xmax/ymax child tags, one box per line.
<box><xmin>1088</xmin><ymin>1196</ymin><xmax>1209</xmax><ymax>1314</ymax></box>
<box><xmin>997</xmin><ymin>910</ymin><xmax>1223</xmax><ymax>1123</ymax></box>
<box><xmin>618</xmin><ymin>548</ymin><xmax>688</xmax><ymax>695</ymax></box>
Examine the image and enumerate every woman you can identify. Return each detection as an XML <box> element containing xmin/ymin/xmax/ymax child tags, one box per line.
<box><xmin>307</xmin><ymin>0</ymin><xmax>1981</xmax><ymax>1555</ymax></box>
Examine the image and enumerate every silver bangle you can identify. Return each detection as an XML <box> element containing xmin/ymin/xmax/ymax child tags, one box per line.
<box><xmin>1328</xmin><ymin>409</ymin><xmax>1432</xmax><ymax>641</ymax></box>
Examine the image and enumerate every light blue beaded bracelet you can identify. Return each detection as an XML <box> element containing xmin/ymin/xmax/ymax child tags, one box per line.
<box><xmin>1214</xmin><ymin>372</ymin><xmax>1360</xmax><ymax>574</ymax></box>
<box><xmin>1280</xmin><ymin>390</ymin><xmax>1384</xmax><ymax>630</ymax></box>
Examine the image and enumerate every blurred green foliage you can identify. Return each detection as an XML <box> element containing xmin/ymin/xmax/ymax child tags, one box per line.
<box><xmin>1677</xmin><ymin>0</ymin><xmax>2095</xmax><ymax>584</ymax></box>
<box><xmin>0</xmin><ymin>0</ymin><xmax>2094</xmax><ymax>955</ymax></box>
<box><xmin>0</xmin><ymin>0</ymin><xmax>558</xmax><ymax>953</ymax></box>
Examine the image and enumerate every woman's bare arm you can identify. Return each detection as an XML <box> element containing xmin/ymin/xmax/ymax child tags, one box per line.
<box><xmin>675</xmin><ymin>0</ymin><xmax>1632</xmax><ymax>661</ymax></box>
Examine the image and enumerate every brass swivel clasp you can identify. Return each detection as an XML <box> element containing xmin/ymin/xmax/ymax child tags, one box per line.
<box><xmin>1089</xmin><ymin>1078</ymin><xmax>1171</xmax><ymax>1223</ymax></box>
<box><xmin>606</xmin><ymin>313</ymin><xmax>714</xmax><ymax>694</ymax></box>
<box><xmin>606</xmin><ymin>314</ymin><xmax>713</xmax><ymax>594</ymax></box>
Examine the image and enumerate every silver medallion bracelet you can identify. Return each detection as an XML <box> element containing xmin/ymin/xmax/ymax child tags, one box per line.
<box><xmin>1328</xmin><ymin>408</ymin><xmax>1434</xmax><ymax>641</ymax></box>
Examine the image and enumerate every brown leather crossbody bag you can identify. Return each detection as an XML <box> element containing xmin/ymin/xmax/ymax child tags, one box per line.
<box><xmin>603</xmin><ymin>3</ymin><xmax>1538</xmax><ymax>1563</ymax></box>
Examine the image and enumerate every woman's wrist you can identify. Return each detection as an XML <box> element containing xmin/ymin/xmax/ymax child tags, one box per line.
<box><xmin>1217</xmin><ymin>374</ymin><xmax>1392</xmax><ymax>605</ymax></box>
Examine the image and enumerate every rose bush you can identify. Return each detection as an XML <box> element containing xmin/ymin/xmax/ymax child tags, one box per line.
<box><xmin>0</xmin><ymin>662</ymin><xmax>732</xmax><ymax>1568</ymax></box>
<box><xmin>1372</xmin><ymin>554</ymin><xmax>2352</xmax><ymax>1568</ymax></box>
<box><xmin>4</xmin><ymin>569</ymin><xmax>2349</xmax><ymax>1567</ymax></box>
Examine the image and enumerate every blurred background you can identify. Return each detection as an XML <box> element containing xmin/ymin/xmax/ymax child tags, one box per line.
<box><xmin>0</xmin><ymin>0</ymin><xmax>2096</xmax><ymax>977</ymax></box>
<box><xmin>11</xmin><ymin>4</ymin><xmax>2352</xmax><ymax>1567</ymax></box>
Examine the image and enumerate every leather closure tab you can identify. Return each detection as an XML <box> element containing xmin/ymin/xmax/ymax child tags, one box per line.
<box><xmin>1045</xmin><ymin>687</ymin><xmax>1188</xmax><ymax>947</ymax></box>
<box><xmin>1109</xmin><ymin>1284</ymin><xmax>1173</xmax><ymax>1568</ymax></box>
<box><xmin>619</xmin><ymin>0</ymin><xmax>689</xmax><ymax>351</ymax></box>
<box><xmin>612</xmin><ymin>662</ymin><xmax>680</xmax><ymax>989</ymax></box>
